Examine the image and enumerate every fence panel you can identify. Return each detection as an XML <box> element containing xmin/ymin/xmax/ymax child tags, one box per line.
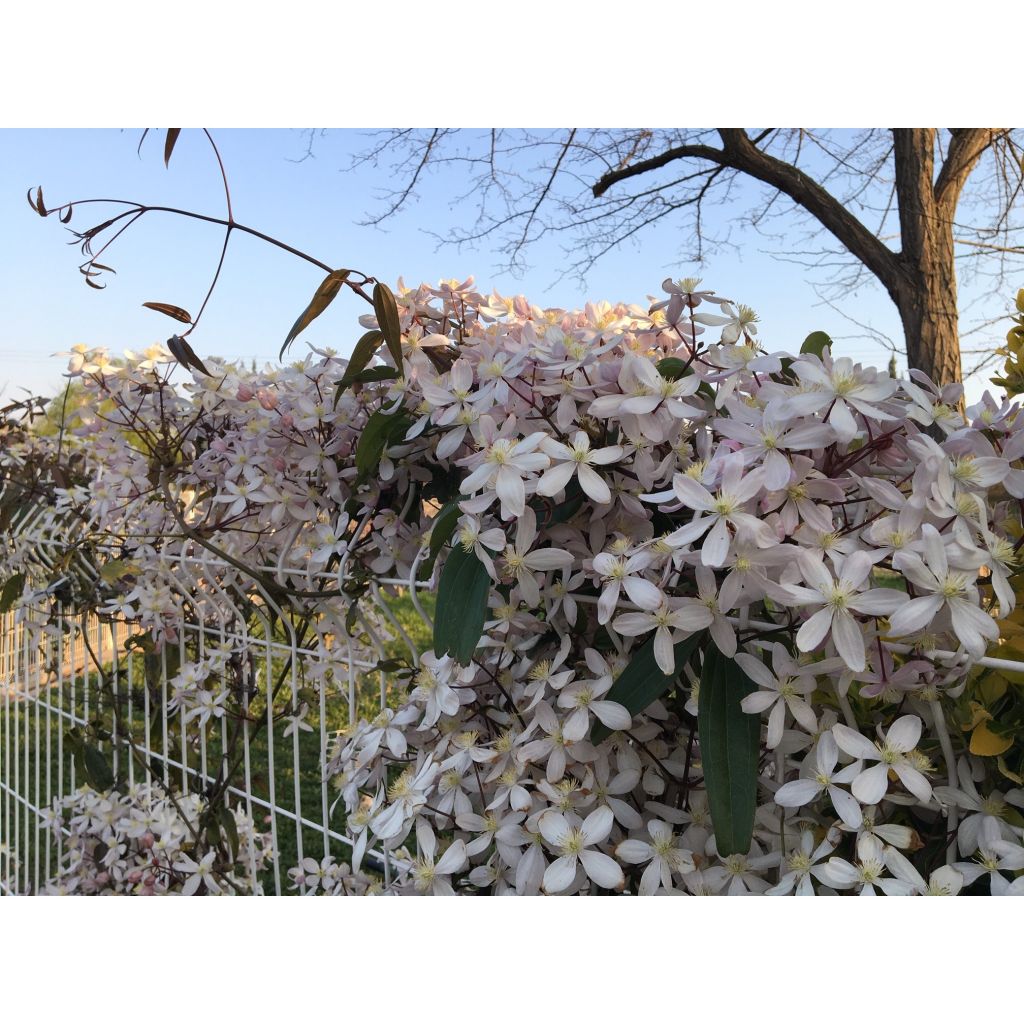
<box><xmin>0</xmin><ymin>513</ymin><xmax>419</xmax><ymax>895</ymax></box>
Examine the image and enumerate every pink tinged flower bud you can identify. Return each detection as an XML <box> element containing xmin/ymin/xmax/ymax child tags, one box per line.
<box><xmin>273</xmin><ymin>458</ymin><xmax>286</xmax><ymax>473</ymax></box>
<box><xmin>142</xmin><ymin>874</ymin><xmax>154</xmax><ymax>886</ymax></box>
<box><xmin>256</xmin><ymin>388</ymin><xmax>278</xmax><ymax>411</ymax></box>
<box><xmin>280</xmin><ymin>412</ymin><xmax>294</xmax><ymax>429</ymax></box>
<box><xmin>95</xmin><ymin>872</ymin><xmax>109</xmax><ymax>886</ymax></box>
<box><xmin>139</xmin><ymin>832</ymin><xmax>155</xmax><ymax>849</ymax></box>
<box><xmin>127</xmin><ymin>870</ymin><xmax>143</xmax><ymax>884</ymax></box>
<box><xmin>236</xmin><ymin>384</ymin><xmax>254</xmax><ymax>402</ymax></box>
<box><xmin>211</xmin><ymin>438</ymin><xmax>228</xmax><ymax>453</ymax></box>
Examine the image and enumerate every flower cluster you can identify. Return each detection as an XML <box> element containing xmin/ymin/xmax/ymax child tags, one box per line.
<box><xmin>40</xmin><ymin>784</ymin><xmax>272</xmax><ymax>895</ymax></box>
<box><xmin>4</xmin><ymin>274</ymin><xmax>1024</xmax><ymax>894</ymax></box>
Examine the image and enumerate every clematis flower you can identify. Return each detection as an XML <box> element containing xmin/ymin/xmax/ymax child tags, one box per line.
<box><xmin>615</xmin><ymin>820</ymin><xmax>696</xmax><ymax>895</ymax></box>
<box><xmin>787</xmin><ymin>550</ymin><xmax>908</xmax><ymax>671</ymax></box>
<box><xmin>537</xmin><ymin>431</ymin><xmax>624</xmax><ymax>504</ymax></box>
<box><xmin>538</xmin><ymin>805</ymin><xmax>624</xmax><ymax>893</ymax></box>
<box><xmin>888</xmin><ymin>524</ymin><xmax>999</xmax><ymax>658</ymax></box>
<box><xmin>613</xmin><ymin>597</ymin><xmax>714</xmax><ymax>675</ymax></box>
<box><xmin>655</xmin><ymin>454</ymin><xmax>774</xmax><ymax>567</ymax></box>
<box><xmin>774</xmin><ymin>732</ymin><xmax>864</xmax><ymax>828</ymax></box>
<box><xmin>832</xmin><ymin>716</ymin><xmax>933</xmax><ymax>805</ymax></box>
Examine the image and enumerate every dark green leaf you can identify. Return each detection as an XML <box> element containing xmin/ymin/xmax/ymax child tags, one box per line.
<box><xmin>348</xmin><ymin>366</ymin><xmax>400</xmax><ymax>386</ymax></box>
<box><xmin>281</xmin><ymin>269</ymin><xmax>350</xmax><ymax>358</ymax></box>
<box><xmin>0</xmin><ymin>572</ymin><xmax>25</xmax><ymax>613</ymax></box>
<box><xmin>698</xmin><ymin>642</ymin><xmax>760</xmax><ymax>857</ymax></box>
<box><xmin>372</xmin><ymin>282</ymin><xmax>404</xmax><ymax>373</ymax></box>
<box><xmin>83</xmin><ymin>744</ymin><xmax>114</xmax><ymax>791</ymax></box>
<box><xmin>219</xmin><ymin>806</ymin><xmax>239</xmax><ymax>861</ymax></box>
<box><xmin>656</xmin><ymin>356</ymin><xmax>688</xmax><ymax>380</ymax></box>
<box><xmin>592</xmin><ymin>631</ymin><xmax>705</xmax><ymax>744</ymax></box>
<box><xmin>164</xmin><ymin>128</ymin><xmax>181</xmax><ymax>168</ymax></box>
<box><xmin>337</xmin><ymin>330</ymin><xmax>385</xmax><ymax>392</ymax></box>
<box><xmin>433</xmin><ymin>545</ymin><xmax>491</xmax><ymax>665</ymax></box>
<box><xmin>801</xmin><ymin>331</ymin><xmax>832</xmax><ymax>359</ymax></box>
<box><xmin>354</xmin><ymin>407</ymin><xmax>413</xmax><ymax>483</ymax></box>
<box><xmin>206</xmin><ymin>817</ymin><xmax>222</xmax><ymax>847</ymax></box>
<box><xmin>420</xmin><ymin>500</ymin><xmax>462</xmax><ymax>578</ymax></box>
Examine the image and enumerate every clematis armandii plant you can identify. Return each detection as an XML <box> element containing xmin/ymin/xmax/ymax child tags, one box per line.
<box><xmin>5</xmin><ymin>273</ymin><xmax>1023</xmax><ymax>897</ymax></box>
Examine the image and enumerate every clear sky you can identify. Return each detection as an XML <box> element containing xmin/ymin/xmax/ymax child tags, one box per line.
<box><xmin>0</xmin><ymin>129</ymin><xmax>1008</xmax><ymax>405</ymax></box>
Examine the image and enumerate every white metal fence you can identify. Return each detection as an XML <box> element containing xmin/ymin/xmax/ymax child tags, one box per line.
<box><xmin>0</xmin><ymin>506</ymin><xmax>421</xmax><ymax>895</ymax></box>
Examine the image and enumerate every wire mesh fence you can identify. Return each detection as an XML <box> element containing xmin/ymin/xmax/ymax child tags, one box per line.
<box><xmin>0</xmin><ymin>507</ymin><xmax>426</xmax><ymax>895</ymax></box>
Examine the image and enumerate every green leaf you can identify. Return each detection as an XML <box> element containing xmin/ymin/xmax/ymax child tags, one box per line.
<box><xmin>219</xmin><ymin>806</ymin><xmax>239</xmax><ymax>861</ymax></box>
<box><xmin>421</xmin><ymin>500</ymin><xmax>462</xmax><ymax>578</ymax></box>
<box><xmin>347</xmin><ymin>366</ymin><xmax>400</xmax><ymax>386</ymax></box>
<box><xmin>354</xmin><ymin>407</ymin><xmax>413</xmax><ymax>483</ymax></box>
<box><xmin>372</xmin><ymin>282</ymin><xmax>404</xmax><ymax>373</ymax></box>
<box><xmin>100</xmin><ymin>558</ymin><xmax>138</xmax><ymax>583</ymax></box>
<box><xmin>83</xmin><ymin>744</ymin><xmax>114</xmax><ymax>791</ymax></box>
<box><xmin>337</xmin><ymin>330</ymin><xmax>385</xmax><ymax>392</ymax></box>
<box><xmin>0</xmin><ymin>572</ymin><xmax>25</xmax><ymax>613</ymax></box>
<box><xmin>656</xmin><ymin>356</ymin><xmax>688</xmax><ymax>380</ymax></box>
<box><xmin>698</xmin><ymin>642</ymin><xmax>761</xmax><ymax>857</ymax></box>
<box><xmin>206</xmin><ymin>817</ymin><xmax>222</xmax><ymax>847</ymax></box>
<box><xmin>800</xmin><ymin>331</ymin><xmax>832</xmax><ymax>359</ymax></box>
<box><xmin>281</xmin><ymin>269</ymin><xmax>350</xmax><ymax>358</ymax></box>
<box><xmin>433</xmin><ymin>545</ymin><xmax>491</xmax><ymax>665</ymax></box>
<box><xmin>592</xmin><ymin>631</ymin><xmax>705</xmax><ymax>744</ymax></box>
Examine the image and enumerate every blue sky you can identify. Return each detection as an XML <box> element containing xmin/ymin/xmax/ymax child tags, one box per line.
<box><xmin>0</xmin><ymin>129</ymin><xmax>1006</xmax><ymax>404</ymax></box>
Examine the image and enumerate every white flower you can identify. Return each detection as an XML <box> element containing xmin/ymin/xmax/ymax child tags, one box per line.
<box><xmin>613</xmin><ymin>598</ymin><xmax>713</xmax><ymax>675</ymax></box>
<box><xmin>818</xmin><ymin>834</ymin><xmax>913</xmax><ymax>895</ymax></box>
<box><xmin>657</xmin><ymin>454</ymin><xmax>774</xmax><ymax>567</ymax></box>
<box><xmin>173</xmin><ymin>850</ymin><xmax>222</xmax><ymax>896</ymax></box>
<box><xmin>591</xmin><ymin>549</ymin><xmax>661</xmax><ymax>625</ymax></box>
<box><xmin>737</xmin><ymin>643</ymin><xmax>824</xmax><ymax>748</ymax></box>
<box><xmin>538</xmin><ymin>805</ymin><xmax>624</xmax><ymax>893</ymax></box>
<box><xmin>615</xmin><ymin>820</ymin><xmax>695</xmax><ymax>894</ymax></box>
<box><xmin>774</xmin><ymin>732</ymin><xmax>864</xmax><ymax>828</ymax></box>
<box><xmin>789</xmin><ymin>550</ymin><xmax>908</xmax><ymax>671</ymax></box>
<box><xmin>537</xmin><ymin>431</ymin><xmax>623</xmax><ymax>504</ymax></box>
<box><xmin>888</xmin><ymin>524</ymin><xmax>999</xmax><ymax>659</ymax></box>
<box><xmin>832</xmin><ymin>716</ymin><xmax>933</xmax><ymax>805</ymax></box>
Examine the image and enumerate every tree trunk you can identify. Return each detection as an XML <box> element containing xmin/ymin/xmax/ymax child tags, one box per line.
<box><xmin>894</xmin><ymin>232</ymin><xmax>961</xmax><ymax>386</ymax></box>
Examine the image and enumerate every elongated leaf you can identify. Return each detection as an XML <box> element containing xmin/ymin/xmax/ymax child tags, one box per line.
<box><xmin>419</xmin><ymin>500</ymin><xmax>462</xmax><ymax>578</ymax></box>
<box><xmin>143</xmin><ymin>301</ymin><xmax>192</xmax><ymax>324</ymax></box>
<box><xmin>0</xmin><ymin>572</ymin><xmax>26</xmax><ymax>613</ymax></box>
<box><xmin>219</xmin><ymin>806</ymin><xmax>240</xmax><ymax>860</ymax></box>
<box><xmin>164</xmin><ymin>128</ymin><xmax>182</xmax><ymax>168</ymax></box>
<box><xmin>698</xmin><ymin>642</ymin><xmax>760</xmax><ymax>857</ymax></box>
<box><xmin>372</xmin><ymin>282</ymin><xmax>404</xmax><ymax>372</ymax></box>
<box><xmin>83</xmin><ymin>744</ymin><xmax>114</xmax><ymax>791</ymax></box>
<box><xmin>167</xmin><ymin>335</ymin><xmax>211</xmax><ymax>376</ymax></box>
<box><xmin>337</xmin><ymin>330</ymin><xmax>385</xmax><ymax>390</ymax></box>
<box><xmin>281</xmin><ymin>269</ymin><xmax>350</xmax><ymax>357</ymax></box>
<box><xmin>433</xmin><ymin>545</ymin><xmax>490</xmax><ymax>664</ymax></box>
<box><xmin>347</xmin><ymin>366</ymin><xmax>399</xmax><ymax>386</ymax></box>
<box><xmin>592</xmin><ymin>631</ymin><xmax>705</xmax><ymax>744</ymax></box>
<box><xmin>354</xmin><ymin>407</ymin><xmax>412</xmax><ymax>482</ymax></box>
